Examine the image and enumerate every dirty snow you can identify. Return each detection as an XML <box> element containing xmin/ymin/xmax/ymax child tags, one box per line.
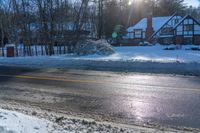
<box><xmin>0</xmin><ymin>108</ymin><xmax>57</xmax><ymax>133</ymax></box>
<box><xmin>74</xmin><ymin>39</ymin><xmax>114</xmax><ymax>56</ymax></box>
<box><xmin>0</xmin><ymin>108</ymin><xmax>187</xmax><ymax>133</ymax></box>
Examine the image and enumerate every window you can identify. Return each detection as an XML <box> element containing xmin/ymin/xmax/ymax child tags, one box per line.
<box><xmin>161</xmin><ymin>27</ymin><xmax>173</xmax><ymax>35</ymax></box>
<box><xmin>174</xmin><ymin>19</ymin><xmax>179</xmax><ymax>24</ymax></box>
<box><xmin>134</xmin><ymin>29</ymin><xmax>142</xmax><ymax>38</ymax></box>
<box><xmin>183</xmin><ymin>37</ymin><xmax>193</xmax><ymax>44</ymax></box>
<box><xmin>161</xmin><ymin>38</ymin><xmax>174</xmax><ymax>44</ymax></box>
<box><xmin>184</xmin><ymin>24</ymin><xmax>193</xmax><ymax>31</ymax></box>
<box><xmin>128</xmin><ymin>32</ymin><xmax>134</xmax><ymax>38</ymax></box>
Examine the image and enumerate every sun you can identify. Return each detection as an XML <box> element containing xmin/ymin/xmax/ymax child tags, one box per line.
<box><xmin>128</xmin><ymin>0</ymin><xmax>132</xmax><ymax>5</ymax></box>
<box><xmin>128</xmin><ymin>0</ymin><xmax>143</xmax><ymax>5</ymax></box>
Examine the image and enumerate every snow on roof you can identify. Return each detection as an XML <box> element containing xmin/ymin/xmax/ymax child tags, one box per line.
<box><xmin>127</xmin><ymin>16</ymin><xmax>172</xmax><ymax>32</ymax></box>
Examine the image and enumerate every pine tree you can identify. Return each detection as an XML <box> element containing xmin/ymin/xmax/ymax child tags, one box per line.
<box><xmin>156</xmin><ymin>0</ymin><xmax>187</xmax><ymax>16</ymax></box>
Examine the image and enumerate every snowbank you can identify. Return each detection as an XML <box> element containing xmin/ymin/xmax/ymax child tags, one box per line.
<box><xmin>0</xmin><ymin>108</ymin><xmax>56</xmax><ymax>133</ymax></box>
<box><xmin>0</xmin><ymin>107</ymin><xmax>184</xmax><ymax>133</ymax></box>
<box><xmin>74</xmin><ymin>39</ymin><xmax>115</xmax><ymax>56</ymax></box>
<box><xmin>0</xmin><ymin>45</ymin><xmax>200</xmax><ymax>76</ymax></box>
<box><xmin>0</xmin><ymin>108</ymin><xmax>137</xmax><ymax>133</ymax></box>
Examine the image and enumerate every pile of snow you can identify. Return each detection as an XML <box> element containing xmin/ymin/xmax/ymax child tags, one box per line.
<box><xmin>74</xmin><ymin>39</ymin><xmax>115</xmax><ymax>56</ymax></box>
<box><xmin>0</xmin><ymin>108</ymin><xmax>57</xmax><ymax>133</ymax></box>
<box><xmin>0</xmin><ymin>108</ymin><xmax>179</xmax><ymax>133</ymax></box>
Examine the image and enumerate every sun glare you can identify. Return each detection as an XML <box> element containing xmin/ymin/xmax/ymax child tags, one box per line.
<box><xmin>128</xmin><ymin>0</ymin><xmax>142</xmax><ymax>5</ymax></box>
<box><xmin>128</xmin><ymin>0</ymin><xmax>132</xmax><ymax>5</ymax></box>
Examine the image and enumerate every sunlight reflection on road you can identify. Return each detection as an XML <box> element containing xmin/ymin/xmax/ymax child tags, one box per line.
<box><xmin>103</xmin><ymin>74</ymin><xmax>200</xmax><ymax>128</ymax></box>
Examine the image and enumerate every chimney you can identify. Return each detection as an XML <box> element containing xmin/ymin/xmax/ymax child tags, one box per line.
<box><xmin>146</xmin><ymin>13</ymin><xmax>153</xmax><ymax>42</ymax></box>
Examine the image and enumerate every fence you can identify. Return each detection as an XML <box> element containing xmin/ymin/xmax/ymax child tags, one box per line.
<box><xmin>0</xmin><ymin>44</ymin><xmax>73</xmax><ymax>57</ymax></box>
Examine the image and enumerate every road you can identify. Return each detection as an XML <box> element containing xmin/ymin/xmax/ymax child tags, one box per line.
<box><xmin>0</xmin><ymin>66</ymin><xmax>200</xmax><ymax>129</ymax></box>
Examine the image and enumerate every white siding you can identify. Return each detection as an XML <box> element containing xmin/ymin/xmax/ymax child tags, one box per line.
<box><xmin>143</xmin><ymin>32</ymin><xmax>145</xmax><ymax>39</ymax></box>
<box><xmin>175</xmin><ymin>18</ymin><xmax>200</xmax><ymax>36</ymax></box>
<box><xmin>194</xmin><ymin>25</ymin><xmax>200</xmax><ymax>34</ymax></box>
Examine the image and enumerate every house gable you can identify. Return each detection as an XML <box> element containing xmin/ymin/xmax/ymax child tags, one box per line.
<box><xmin>173</xmin><ymin>15</ymin><xmax>200</xmax><ymax>45</ymax></box>
<box><xmin>174</xmin><ymin>15</ymin><xmax>200</xmax><ymax>36</ymax></box>
<box><xmin>126</xmin><ymin>14</ymin><xmax>180</xmax><ymax>40</ymax></box>
<box><xmin>150</xmin><ymin>13</ymin><xmax>182</xmax><ymax>39</ymax></box>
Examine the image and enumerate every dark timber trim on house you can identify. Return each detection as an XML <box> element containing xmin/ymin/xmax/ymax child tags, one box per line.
<box><xmin>149</xmin><ymin>13</ymin><xmax>177</xmax><ymax>40</ymax></box>
<box><xmin>173</xmin><ymin>15</ymin><xmax>200</xmax><ymax>45</ymax></box>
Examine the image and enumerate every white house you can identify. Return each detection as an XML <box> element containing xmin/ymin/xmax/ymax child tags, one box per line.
<box><xmin>125</xmin><ymin>13</ymin><xmax>200</xmax><ymax>45</ymax></box>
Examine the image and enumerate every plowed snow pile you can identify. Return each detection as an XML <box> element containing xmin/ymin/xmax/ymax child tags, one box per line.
<box><xmin>0</xmin><ymin>108</ymin><xmax>179</xmax><ymax>133</ymax></box>
<box><xmin>0</xmin><ymin>108</ymin><xmax>55</xmax><ymax>133</ymax></box>
<box><xmin>74</xmin><ymin>39</ymin><xmax>115</xmax><ymax>56</ymax></box>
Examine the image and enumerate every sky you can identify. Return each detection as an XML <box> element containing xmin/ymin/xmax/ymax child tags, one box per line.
<box><xmin>184</xmin><ymin>0</ymin><xmax>200</xmax><ymax>7</ymax></box>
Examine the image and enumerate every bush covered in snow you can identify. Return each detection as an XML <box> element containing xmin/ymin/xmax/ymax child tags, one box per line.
<box><xmin>74</xmin><ymin>39</ymin><xmax>115</xmax><ymax>56</ymax></box>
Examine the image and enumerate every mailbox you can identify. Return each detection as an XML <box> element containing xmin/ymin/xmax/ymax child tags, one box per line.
<box><xmin>7</xmin><ymin>46</ymin><xmax>15</xmax><ymax>57</ymax></box>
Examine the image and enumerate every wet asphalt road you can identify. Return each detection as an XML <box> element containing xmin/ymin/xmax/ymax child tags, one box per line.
<box><xmin>0</xmin><ymin>66</ymin><xmax>200</xmax><ymax>129</ymax></box>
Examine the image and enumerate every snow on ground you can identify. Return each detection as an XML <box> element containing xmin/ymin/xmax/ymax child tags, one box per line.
<box><xmin>0</xmin><ymin>107</ymin><xmax>188</xmax><ymax>133</ymax></box>
<box><xmin>1</xmin><ymin>44</ymin><xmax>200</xmax><ymax>63</ymax></box>
<box><xmin>0</xmin><ymin>108</ymin><xmax>58</xmax><ymax>133</ymax></box>
<box><xmin>0</xmin><ymin>45</ymin><xmax>200</xmax><ymax>76</ymax></box>
<box><xmin>74</xmin><ymin>39</ymin><xmax>115</xmax><ymax>55</ymax></box>
<box><xmin>74</xmin><ymin>45</ymin><xmax>200</xmax><ymax>63</ymax></box>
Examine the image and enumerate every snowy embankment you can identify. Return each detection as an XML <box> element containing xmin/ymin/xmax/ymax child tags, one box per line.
<box><xmin>0</xmin><ymin>108</ymin><xmax>183</xmax><ymax>133</ymax></box>
<box><xmin>0</xmin><ymin>45</ymin><xmax>200</xmax><ymax>76</ymax></box>
<box><xmin>0</xmin><ymin>108</ymin><xmax>57</xmax><ymax>133</ymax></box>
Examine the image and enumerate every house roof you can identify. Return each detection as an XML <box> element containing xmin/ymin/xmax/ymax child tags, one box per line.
<box><xmin>150</xmin><ymin>13</ymin><xmax>179</xmax><ymax>39</ymax></box>
<box><xmin>127</xmin><ymin>16</ymin><xmax>172</xmax><ymax>32</ymax></box>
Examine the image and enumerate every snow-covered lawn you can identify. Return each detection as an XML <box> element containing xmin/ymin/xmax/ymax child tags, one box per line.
<box><xmin>1</xmin><ymin>45</ymin><xmax>200</xmax><ymax>63</ymax></box>
<box><xmin>0</xmin><ymin>45</ymin><xmax>200</xmax><ymax>76</ymax></box>
<box><xmin>76</xmin><ymin>45</ymin><xmax>200</xmax><ymax>63</ymax></box>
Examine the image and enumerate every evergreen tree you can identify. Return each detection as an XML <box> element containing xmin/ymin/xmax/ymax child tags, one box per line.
<box><xmin>156</xmin><ymin>0</ymin><xmax>187</xmax><ymax>16</ymax></box>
